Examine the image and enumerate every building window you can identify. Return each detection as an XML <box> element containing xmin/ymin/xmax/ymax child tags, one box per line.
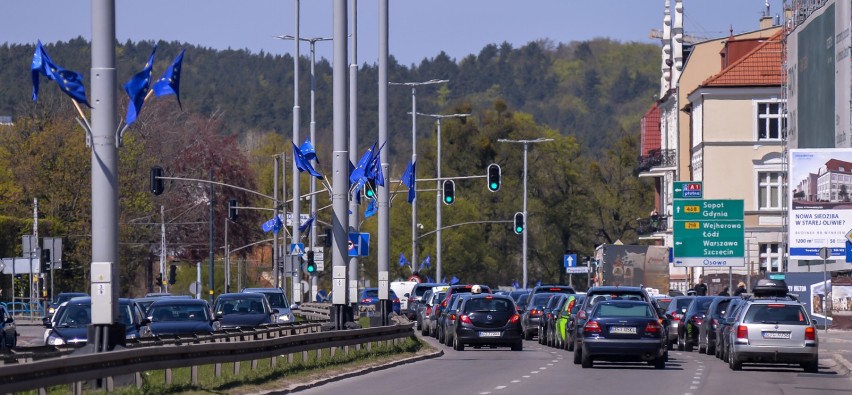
<box><xmin>757</xmin><ymin>102</ymin><xmax>784</xmax><ymax>140</ymax></box>
<box><xmin>758</xmin><ymin>171</ymin><xmax>783</xmax><ymax>209</ymax></box>
<box><xmin>759</xmin><ymin>243</ymin><xmax>781</xmax><ymax>273</ymax></box>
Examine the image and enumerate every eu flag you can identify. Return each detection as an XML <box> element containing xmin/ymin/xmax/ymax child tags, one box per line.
<box><xmin>300</xmin><ymin>139</ymin><xmax>319</xmax><ymax>163</ymax></box>
<box><xmin>398</xmin><ymin>252</ymin><xmax>408</xmax><ymax>267</ymax></box>
<box><xmin>402</xmin><ymin>160</ymin><xmax>416</xmax><ymax>203</ymax></box>
<box><xmin>364</xmin><ymin>199</ymin><xmax>377</xmax><ymax>218</ymax></box>
<box><xmin>350</xmin><ymin>142</ymin><xmax>377</xmax><ymax>185</ymax></box>
<box><xmin>153</xmin><ymin>49</ymin><xmax>185</xmax><ymax>108</ymax></box>
<box><xmin>292</xmin><ymin>142</ymin><xmax>323</xmax><ymax>179</ymax></box>
<box><xmin>299</xmin><ymin>216</ymin><xmax>315</xmax><ymax>234</ymax></box>
<box><xmin>450</xmin><ymin>276</ymin><xmax>460</xmax><ymax>285</ymax></box>
<box><xmin>123</xmin><ymin>46</ymin><xmax>156</xmax><ymax>125</ymax></box>
<box><xmin>31</xmin><ymin>41</ymin><xmax>91</xmax><ymax>107</ymax></box>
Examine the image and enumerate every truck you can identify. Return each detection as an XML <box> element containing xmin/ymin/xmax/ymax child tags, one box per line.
<box><xmin>593</xmin><ymin>244</ymin><xmax>670</xmax><ymax>295</ymax></box>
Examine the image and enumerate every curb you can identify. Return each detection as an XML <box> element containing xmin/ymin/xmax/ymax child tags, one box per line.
<box><xmin>250</xmin><ymin>347</ymin><xmax>444</xmax><ymax>395</ymax></box>
<box><xmin>832</xmin><ymin>353</ymin><xmax>852</xmax><ymax>376</ymax></box>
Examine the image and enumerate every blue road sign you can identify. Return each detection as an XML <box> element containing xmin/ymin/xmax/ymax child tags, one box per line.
<box><xmin>564</xmin><ymin>254</ymin><xmax>578</xmax><ymax>268</ymax></box>
<box><xmin>348</xmin><ymin>233</ymin><xmax>370</xmax><ymax>257</ymax></box>
<box><xmin>290</xmin><ymin>243</ymin><xmax>305</xmax><ymax>256</ymax></box>
<box><xmin>846</xmin><ymin>240</ymin><xmax>852</xmax><ymax>263</ymax></box>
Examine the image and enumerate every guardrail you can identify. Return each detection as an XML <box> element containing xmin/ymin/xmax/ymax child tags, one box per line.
<box><xmin>295</xmin><ymin>302</ymin><xmax>332</xmax><ymax>321</ymax></box>
<box><xmin>0</xmin><ymin>322</ymin><xmax>414</xmax><ymax>394</ymax></box>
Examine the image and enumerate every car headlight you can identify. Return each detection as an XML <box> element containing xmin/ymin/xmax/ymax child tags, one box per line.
<box><xmin>47</xmin><ymin>333</ymin><xmax>65</xmax><ymax>345</ymax></box>
<box><xmin>278</xmin><ymin>314</ymin><xmax>292</xmax><ymax>323</ymax></box>
<box><xmin>126</xmin><ymin>333</ymin><xmax>138</xmax><ymax>340</ymax></box>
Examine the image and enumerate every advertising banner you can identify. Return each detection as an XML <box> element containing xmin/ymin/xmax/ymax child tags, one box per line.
<box><xmin>600</xmin><ymin>245</ymin><xmax>669</xmax><ymax>294</ymax></box>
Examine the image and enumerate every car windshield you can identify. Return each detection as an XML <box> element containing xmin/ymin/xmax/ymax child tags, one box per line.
<box><xmin>464</xmin><ymin>298</ymin><xmax>512</xmax><ymax>313</ymax></box>
<box><xmin>364</xmin><ymin>289</ymin><xmax>379</xmax><ymax>298</ymax></box>
<box><xmin>595</xmin><ymin>302</ymin><xmax>654</xmax><ymax>318</ymax></box>
<box><xmin>56</xmin><ymin>305</ymin><xmax>91</xmax><ymax>327</ymax></box>
<box><xmin>530</xmin><ymin>293</ymin><xmax>555</xmax><ymax>307</ymax></box>
<box><xmin>215</xmin><ymin>298</ymin><xmax>266</xmax><ymax>315</ymax></box>
<box><xmin>414</xmin><ymin>286</ymin><xmax>431</xmax><ymax>297</ymax></box>
<box><xmin>258</xmin><ymin>292</ymin><xmax>288</xmax><ymax>309</ymax></box>
<box><xmin>149</xmin><ymin>304</ymin><xmax>210</xmax><ymax>322</ymax></box>
<box><xmin>744</xmin><ymin>304</ymin><xmax>809</xmax><ymax>325</ymax></box>
<box><xmin>675</xmin><ymin>297</ymin><xmax>694</xmax><ymax>310</ymax></box>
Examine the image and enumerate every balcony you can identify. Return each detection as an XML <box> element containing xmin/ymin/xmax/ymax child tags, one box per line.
<box><xmin>635</xmin><ymin>149</ymin><xmax>677</xmax><ymax>176</ymax></box>
<box><xmin>637</xmin><ymin>215</ymin><xmax>668</xmax><ymax>237</ymax></box>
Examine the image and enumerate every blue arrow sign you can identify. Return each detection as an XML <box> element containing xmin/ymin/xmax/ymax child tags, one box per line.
<box><xmin>348</xmin><ymin>233</ymin><xmax>370</xmax><ymax>257</ymax></box>
<box><xmin>564</xmin><ymin>254</ymin><xmax>577</xmax><ymax>268</ymax></box>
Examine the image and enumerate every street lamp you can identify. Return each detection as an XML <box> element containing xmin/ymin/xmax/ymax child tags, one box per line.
<box><xmin>413</xmin><ymin>112</ymin><xmax>470</xmax><ymax>282</ymax></box>
<box><xmin>497</xmin><ymin>137</ymin><xmax>553</xmax><ymax>289</ymax></box>
<box><xmin>389</xmin><ymin>79</ymin><xmax>448</xmax><ymax>272</ymax></box>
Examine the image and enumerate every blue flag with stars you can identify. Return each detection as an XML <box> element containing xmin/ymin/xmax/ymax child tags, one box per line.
<box><xmin>402</xmin><ymin>160</ymin><xmax>416</xmax><ymax>203</ymax></box>
<box><xmin>292</xmin><ymin>142</ymin><xmax>323</xmax><ymax>179</ymax></box>
<box><xmin>399</xmin><ymin>252</ymin><xmax>408</xmax><ymax>267</ymax></box>
<box><xmin>300</xmin><ymin>139</ymin><xmax>319</xmax><ymax>163</ymax></box>
<box><xmin>123</xmin><ymin>46</ymin><xmax>156</xmax><ymax>125</ymax></box>
<box><xmin>153</xmin><ymin>49</ymin><xmax>184</xmax><ymax>108</ymax></box>
<box><xmin>31</xmin><ymin>40</ymin><xmax>91</xmax><ymax>107</ymax></box>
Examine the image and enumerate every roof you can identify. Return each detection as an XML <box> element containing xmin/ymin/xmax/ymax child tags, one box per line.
<box><xmin>699</xmin><ymin>31</ymin><xmax>783</xmax><ymax>88</ymax></box>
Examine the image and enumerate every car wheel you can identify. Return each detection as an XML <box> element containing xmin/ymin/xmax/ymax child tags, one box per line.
<box><xmin>667</xmin><ymin>338</ymin><xmax>674</xmax><ymax>350</ymax></box>
<box><xmin>581</xmin><ymin>352</ymin><xmax>593</xmax><ymax>368</ymax></box>
<box><xmin>654</xmin><ymin>356</ymin><xmax>666</xmax><ymax>369</ymax></box>
<box><xmin>728</xmin><ymin>346</ymin><xmax>742</xmax><ymax>370</ymax></box>
<box><xmin>573</xmin><ymin>347</ymin><xmax>582</xmax><ymax>365</ymax></box>
<box><xmin>802</xmin><ymin>359</ymin><xmax>819</xmax><ymax>373</ymax></box>
<box><xmin>445</xmin><ymin>332</ymin><xmax>453</xmax><ymax>347</ymax></box>
<box><xmin>567</xmin><ymin>336</ymin><xmax>574</xmax><ymax>351</ymax></box>
<box><xmin>511</xmin><ymin>341</ymin><xmax>523</xmax><ymax>351</ymax></box>
<box><xmin>698</xmin><ymin>343</ymin><xmax>705</xmax><ymax>354</ymax></box>
<box><xmin>0</xmin><ymin>335</ymin><xmax>5</xmax><ymax>351</ymax></box>
<box><xmin>524</xmin><ymin>329</ymin><xmax>533</xmax><ymax>341</ymax></box>
<box><xmin>677</xmin><ymin>334</ymin><xmax>684</xmax><ymax>351</ymax></box>
<box><xmin>664</xmin><ymin>350</ymin><xmax>669</xmax><ymax>362</ymax></box>
<box><xmin>453</xmin><ymin>337</ymin><xmax>464</xmax><ymax>351</ymax></box>
<box><xmin>706</xmin><ymin>343</ymin><xmax>715</xmax><ymax>356</ymax></box>
<box><xmin>684</xmin><ymin>335</ymin><xmax>694</xmax><ymax>352</ymax></box>
<box><xmin>714</xmin><ymin>342</ymin><xmax>721</xmax><ymax>359</ymax></box>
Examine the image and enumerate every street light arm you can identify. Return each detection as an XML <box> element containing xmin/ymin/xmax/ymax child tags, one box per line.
<box><xmin>416</xmin><ymin>220</ymin><xmax>513</xmax><ymax>240</ymax></box>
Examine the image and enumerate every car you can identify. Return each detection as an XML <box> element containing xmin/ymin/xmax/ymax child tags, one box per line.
<box><xmin>133</xmin><ymin>294</ymin><xmax>192</xmax><ymax>315</ymax></box>
<box><xmin>45</xmin><ymin>292</ymin><xmax>87</xmax><ymax>318</ymax></box>
<box><xmin>530</xmin><ymin>285</ymin><xmax>575</xmax><ymax>297</ymax></box>
<box><xmin>725</xmin><ymin>279</ymin><xmax>818</xmax><ymax>372</ymax></box>
<box><xmin>698</xmin><ymin>296</ymin><xmax>733</xmax><ymax>355</ymax></box>
<box><xmin>0</xmin><ymin>305</ymin><xmax>18</xmax><ymax>350</ymax></box>
<box><xmin>555</xmin><ymin>294</ymin><xmax>585</xmax><ymax>350</ymax></box>
<box><xmin>572</xmin><ymin>286</ymin><xmax>656</xmax><ymax>364</ymax></box>
<box><xmin>242</xmin><ymin>287</ymin><xmax>296</xmax><ymax>324</ymax></box>
<box><xmin>653</xmin><ymin>295</ymin><xmax>673</xmax><ymax>311</ymax></box>
<box><xmin>439</xmin><ymin>284</ymin><xmax>492</xmax><ymax>311</ymax></box>
<box><xmin>44</xmin><ymin>297</ymin><xmax>148</xmax><ymax>346</ymax></box>
<box><xmin>438</xmin><ymin>292</ymin><xmax>468</xmax><ymax>344</ymax></box>
<box><xmin>663</xmin><ymin>295</ymin><xmax>695</xmax><ymax>349</ymax></box>
<box><xmin>406</xmin><ymin>282</ymin><xmax>446</xmax><ymax>321</ymax></box>
<box><xmin>521</xmin><ymin>292</ymin><xmax>555</xmax><ymax>340</ymax></box>
<box><xmin>540</xmin><ymin>294</ymin><xmax>569</xmax><ymax>346</ymax></box>
<box><xmin>442</xmin><ymin>294</ymin><xmax>473</xmax><ymax>347</ymax></box>
<box><xmin>717</xmin><ymin>297</ymin><xmax>749</xmax><ymax>361</ymax></box>
<box><xmin>425</xmin><ymin>291</ymin><xmax>447</xmax><ymax>338</ymax></box>
<box><xmin>213</xmin><ymin>293</ymin><xmax>275</xmax><ymax>329</ymax></box>
<box><xmin>144</xmin><ymin>298</ymin><xmax>220</xmax><ymax>337</ymax></box>
<box><xmin>450</xmin><ymin>294</ymin><xmax>523</xmax><ymax>351</ymax></box>
<box><xmin>508</xmin><ymin>290</ymin><xmax>531</xmax><ymax>304</ymax></box>
<box><xmin>578</xmin><ymin>300</ymin><xmax>667</xmax><ymax>369</ymax></box>
<box><xmin>415</xmin><ymin>289</ymin><xmax>434</xmax><ymax>330</ymax></box>
<box><xmin>676</xmin><ymin>296</ymin><xmax>717</xmax><ymax>352</ymax></box>
<box><xmin>515</xmin><ymin>293</ymin><xmax>530</xmax><ymax>313</ymax></box>
<box><xmin>358</xmin><ymin>288</ymin><xmax>401</xmax><ymax>315</ymax></box>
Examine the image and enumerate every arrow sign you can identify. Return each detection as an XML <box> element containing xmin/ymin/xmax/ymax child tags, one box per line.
<box><xmin>563</xmin><ymin>254</ymin><xmax>577</xmax><ymax>268</ymax></box>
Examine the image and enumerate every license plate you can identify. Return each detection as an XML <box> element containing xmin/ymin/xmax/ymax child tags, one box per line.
<box><xmin>479</xmin><ymin>331</ymin><xmax>501</xmax><ymax>337</ymax></box>
<box><xmin>609</xmin><ymin>326</ymin><xmax>637</xmax><ymax>334</ymax></box>
<box><xmin>762</xmin><ymin>331</ymin><xmax>791</xmax><ymax>339</ymax></box>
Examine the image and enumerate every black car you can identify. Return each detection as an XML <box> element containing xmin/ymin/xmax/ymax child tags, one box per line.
<box><xmin>45</xmin><ymin>292</ymin><xmax>87</xmax><ymax>318</ymax></box>
<box><xmin>521</xmin><ymin>293</ymin><xmax>556</xmax><ymax>340</ymax></box>
<box><xmin>663</xmin><ymin>295</ymin><xmax>695</xmax><ymax>349</ymax></box>
<box><xmin>530</xmin><ymin>285</ymin><xmax>575</xmax><ymax>297</ymax></box>
<box><xmin>213</xmin><ymin>293</ymin><xmax>274</xmax><ymax>329</ymax></box>
<box><xmin>539</xmin><ymin>294</ymin><xmax>568</xmax><ymax>346</ymax></box>
<box><xmin>717</xmin><ymin>297</ymin><xmax>748</xmax><ymax>361</ymax></box>
<box><xmin>572</xmin><ymin>286</ymin><xmax>654</xmax><ymax>364</ymax></box>
<box><xmin>145</xmin><ymin>298</ymin><xmax>220</xmax><ymax>336</ymax></box>
<box><xmin>241</xmin><ymin>287</ymin><xmax>296</xmax><ymax>324</ymax></box>
<box><xmin>698</xmin><ymin>296</ymin><xmax>733</xmax><ymax>355</ymax></box>
<box><xmin>441</xmin><ymin>294</ymin><xmax>472</xmax><ymax>346</ymax></box>
<box><xmin>450</xmin><ymin>294</ymin><xmax>522</xmax><ymax>351</ymax></box>
<box><xmin>406</xmin><ymin>282</ymin><xmax>446</xmax><ymax>320</ymax></box>
<box><xmin>579</xmin><ymin>300</ymin><xmax>667</xmax><ymax>369</ymax></box>
<box><xmin>676</xmin><ymin>296</ymin><xmax>716</xmax><ymax>352</ymax></box>
<box><xmin>45</xmin><ymin>297</ymin><xmax>148</xmax><ymax>346</ymax></box>
<box><xmin>0</xmin><ymin>305</ymin><xmax>17</xmax><ymax>350</ymax></box>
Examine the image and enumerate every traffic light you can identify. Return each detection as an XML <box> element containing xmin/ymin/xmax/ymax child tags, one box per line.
<box><xmin>514</xmin><ymin>212</ymin><xmax>525</xmax><ymax>234</ymax></box>
<box><xmin>487</xmin><ymin>163</ymin><xmax>501</xmax><ymax>192</ymax></box>
<box><xmin>41</xmin><ymin>249</ymin><xmax>51</xmax><ymax>272</ymax></box>
<box><xmin>442</xmin><ymin>180</ymin><xmax>455</xmax><ymax>205</ymax></box>
<box><xmin>168</xmin><ymin>264</ymin><xmax>177</xmax><ymax>285</ymax></box>
<box><xmin>228</xmin><ymin>198</ymin><xmax>238</xmax><ymax>221</ymax></box>
<box><xmin>305</xmin><ymin>251</ymin><xmax>317</xmax><ymax>275</ymax></box>
<box><xmin>323</xmin><ymin>228</ymin><xmax>332</xmax><ymax>247</ymax></box>
<box><xmin>156</xmin><ymin>272</ymin><xmax>164</xmax><ymax>286</ymax></box>
<box><xmin>364</xmin><ymin>179</ymin><xmax>377</xmax><ymax>200</ymax></box>
<box><xmin>150</xmin><ymin>166</ymin><xmax>165</xmax><ymax>195</ymax></box>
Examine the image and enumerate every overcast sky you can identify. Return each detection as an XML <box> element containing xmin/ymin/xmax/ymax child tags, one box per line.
<box><xmin>3</xmin><ymin>1</ymin><xmax>784</xmax><ymax>65</ymax></box>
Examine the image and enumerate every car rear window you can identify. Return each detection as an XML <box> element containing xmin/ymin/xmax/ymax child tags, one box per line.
<box><xmin>595</xmin><ymin>303</ymin><xmax>654</xmax><ymax>318</ymax></box>
<box><xmin>530</xmin><ymin>293</ymin><xmax>555</xmax><ymax>307</ymax></box>
<box><xmin>364</xmin><ymin>289</ymin><xmax>378</xmax><ymax>298</ymax></box>
<box><xmin>656</xmin><ymin>298</ymin><xmax>672</xmax><ymax>310</ymax></box>
<box><xmin>588</xmin><ymin>292</ymin><xmax>646</xmax><ymax>307</ymax></box>
<box><xmin>464</xmin><ymin>298</ymin><xmax>513</xmax><ymax>313</ymax></box>
<box><xmin>744</xmin><ymin>304</ymin><xmax>809</xmax><ymax>325</ymax></box>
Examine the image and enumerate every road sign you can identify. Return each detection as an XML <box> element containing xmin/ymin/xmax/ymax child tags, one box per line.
<box><xmin>290</xmin><ymin>243</ymin><xmax>305</xmax><ymax>256</ymax></box>
<box><xmin>565</xmin><ymin>266</ymin><xmax>587</xmax><ymax>274</ymax></box>
<box><xmin>189</xmin><ymin>281</ymin><xmax>202</xmax><ymax>295</ymax></box>
<box><xmin>563</xmin><ymin>254</ymin><xmax>578</xmax><ymax>268</ymax></box>
<box><xmin>819</xmin><ymin>246</ymin><xmax>832</xmax><ymax>260</ymax></box>
<box><xmin>673</xmin><ymin>181</ymin><xmax>703</xmax><ymax>199</ymax></box>
<box><xmin>284</xmin><ymin>213</ymin><xmax>312</xmax><ymax>227</ymax></box>
<box><xmin>348</xmin><ymin>233</ymin><xmax>370</xmax><ymax>257</ymax></box>
<box><xmin>673</xmin><ymin>199</ymin><xmax>745</xmax><ymax>267</ymax></box>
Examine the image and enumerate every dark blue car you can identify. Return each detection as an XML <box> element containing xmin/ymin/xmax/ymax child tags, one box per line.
<box><xmin>579</xmin><ymin>300</ymin><xmax>667</xmax><ymax>369</ymax></box>
<box><xmin>44</xmin><ymin>297</ymin><xmax>148</xmax><ymax>346</ymax></box>
<box><xmin>213</xmin><ymin>293</ymin><xmax>274</xmax><ymax>329</ymax></box>
<box><xmin>358</xmin><ymin>288</ymin><xmax>401</xmax><ymax>314</ymax></box>
<box><xmin>145</xmin><ymin>298</ymin><xmax>220</xmax><ymax>336</ymax></box>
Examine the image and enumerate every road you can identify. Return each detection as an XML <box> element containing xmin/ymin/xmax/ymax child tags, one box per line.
<box><xmin>295</xmin><ymin>334</ymin><xmax>852</xmax><ymax>395</ymax></box>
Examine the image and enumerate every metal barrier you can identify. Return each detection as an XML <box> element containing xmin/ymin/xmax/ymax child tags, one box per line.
<box><xmin>295</xmin><ymin>302</ymin><xmax>332</xmax><ymax>321</ymax></box>
<box><xmin>0</xmin><ymin>322</ymin><xmax>414</xmax><ymax>393</ymax></box>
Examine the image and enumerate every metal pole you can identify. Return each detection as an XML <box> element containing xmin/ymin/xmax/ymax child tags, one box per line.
<box><xmin>309</xmin><ymin>39</ymin><xmax>318</xmax><ymax>302</ymax></box>
<box><xmin>91</xmin><ymin>0</ymin><xmax>118</xmax><ymax>348</ymax></box>
<box><xmin>281</xmin><ymin>153</ymin><xmax>288</xmax><ymax>296</ymax></box>
<box><xmin>161</xmin><ymin>206</ymin><xmax>167</xmax><ymax>293</ymax></box>
<box><xmin>291</xmin><ymin>0</ymin><xmax>303</xmax><ymax>304</ymax></box>
<box><xmin>209</xmin><ymin>169</ymin><xmax>215</xmax><ymax>302</ymax></box>
<box><xmin>377</xmin><ymin>0</ymin><xmax>390</xmax><ymax>324</ymax></box>
<box><xmin>273</xmin><ymin>155</ymin><xmax>280</xmax><ymax>288</ymax></box>
<box><xmin>522</xmin><ymin>143</ymin><xmax>529</xmax><ymax>289</ymax></box>
<box><xmin>225</xmin><ymin>219</ymin><xmax>230</xmax><ymax>293</ymax></box>
<box><xmin>436</xmin><ymin>118</ymin><xmax>442</xmax><ymax>283</ymax></box>
<box><xmin>348</xmin><ymin>0</ymin><xmax>360</xmax><ymax>311</ymax></box>
<box><xmin>411</xmin><ymin>86</ymin><xmax>417</xmax><ymax>274</ymax></box>
<box><xmin>823</xmin><ymin>255</ymin><xmax>829</xmax><ymax>333</ymax></box>
<box><xmin>331</xmin><ymin>0</ymin><xmax>350</xmax><ymax>329</ymax></box>
<box><xmin>197</xmin><ymin>262</ymin><xmax>202</xmax><ymax>300</ymax></box>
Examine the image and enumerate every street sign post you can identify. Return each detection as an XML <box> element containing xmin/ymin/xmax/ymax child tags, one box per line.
<box><xmin>673</xmin><ymin>199</ymin><xmax>745</xmax><ymax>267</ymax></box>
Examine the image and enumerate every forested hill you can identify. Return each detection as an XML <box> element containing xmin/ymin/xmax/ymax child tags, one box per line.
<box><xmin>0</xmin><ymin>37</ymin><xmax>660</xmax><ymax>154</ymax></box>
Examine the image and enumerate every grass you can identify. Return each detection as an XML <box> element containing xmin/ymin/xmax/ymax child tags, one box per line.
<box><xmin>29</xmin><ymin>336</ymin><xmax>429</xmax><ymax>395</ymax></box>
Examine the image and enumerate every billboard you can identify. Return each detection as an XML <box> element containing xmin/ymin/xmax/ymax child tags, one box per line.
<box><xmin>784</xmin><ymin>273</ymin><xmax>835</xmax><ymax>328</ymax></box>
<box><xmin>788</xmin><ymin>148</ymin><xmax>852</xmax><ymax>259</ymax></box>
<box><xmin>598</xmin><ymin>244</ymin><xmax>669</xmax><ymax>294</ymax></box>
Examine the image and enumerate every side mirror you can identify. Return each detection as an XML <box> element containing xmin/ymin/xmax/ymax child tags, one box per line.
<box><xmin>290</xmin><ymin>304</ymin><xmax>300</xmax><ymax>310</ymax></box>
<box><xmin>665</xmin><ymin>313</ymin><xmax>674</xmax><ymax>320</ymax></box>
<box><xmin>42</xmin><ymin>317</ymin><xmax>52</xmax><ymax>327</ymax></box>
<box><xmin>215</xmin><ymin>314</ymin><xmax>223</xmax><ymax>320</ymax></box>
<box><xmin>404</xmin><ymin>293</ymin><xmax>410</xmax><ymax>298</ymax></box>
<box><xmin>140</xmin><ymin>318</ymin><xmax>151</xmax><ymax>326</ymax></box>
<box><xmin>725</xmin><ymin>317</ymin><xmax>736</xmax><ymax>325</ymax></box>
<box><xmin>6</xmin><ymin>317</ymin><xmax>14</xmax><ymax>324</ymax></box>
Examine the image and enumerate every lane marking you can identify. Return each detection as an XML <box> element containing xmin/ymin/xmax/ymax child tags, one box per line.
<box><xmin>690</xmin><ymin>386</ymin><xmax>698</xmax><ymax>390</ymax></box>
<box><xmin>511</xmin><ymin>380</ymin><xmax>521</xmax><ymax>383</ymax></box>
<box><xmin>522</xmin><ymin>375</ymin><xmax>530</xmax><ymax>378</ymax></box>
<box><xmin>495</xmin><ymin>386</ymin><xmax>507</xmax><ymax>390</ymax></box>
<box><xmin>531</xmin><ymin>371</ymin><xmax>540</xmax><ymax>374</ymax></box>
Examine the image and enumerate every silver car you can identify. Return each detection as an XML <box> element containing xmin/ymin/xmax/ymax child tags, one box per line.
<box><xmin>725</xmin><ymin>299</ymin><xmax>818</xmax><ymax>372</ymax></box>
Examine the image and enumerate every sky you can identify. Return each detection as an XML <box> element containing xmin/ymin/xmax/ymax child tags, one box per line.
<box><xmin>2</xmin><ymin>0</ymin><xmax>785</xmax><ymax>66</ymax></box>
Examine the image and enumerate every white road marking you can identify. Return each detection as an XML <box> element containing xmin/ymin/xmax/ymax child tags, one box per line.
<box><xmin>495</xmin><ymin>386</ymin><xmax>507</xmax><ymax>390</ymax></box>
<box><xmin>690</xmin><ymin>386</ymin><xmax>698</xmax><ymax>390</ymax></box>
<box><xmin>531</xmin><ymin>371</ymin><xmax>540</xmax><ymax>374</ymax></box>
<box><xmin>522</xmin><ymin>375</ymin><xmax>531</xmax><ymax>378</ymax></box>
<box><xmin>693</xmin><ymin>381</ymin><xmax>700</xmax><ymax>384</ymax></box>
<box><xmin>511</xmin><ymin>380</ymin><xmax>521</xmax><ymax>383</ymax></box>
<box><xmin>547</xmin><ymin>363</ymin><xmax>553</xmax><ymax>366</ymax></box>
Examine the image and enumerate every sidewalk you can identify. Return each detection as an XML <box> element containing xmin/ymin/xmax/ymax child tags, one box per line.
<box><xmin>819</xmin><ymin>329</ymin><xmax>852</xmax><ymax>375</ymax></box>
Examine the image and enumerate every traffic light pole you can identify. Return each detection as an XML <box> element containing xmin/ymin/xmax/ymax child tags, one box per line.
<box><xmin>498</xmin><ymin>138</ymin><xmax>552</xmax><ymax>289</ymax></box>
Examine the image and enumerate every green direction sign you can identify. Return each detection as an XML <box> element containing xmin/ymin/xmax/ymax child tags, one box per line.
<box><xmin>673</xmin><ymin>181</ymin><xmax>703</xmax><ymax>199</ymax></box>
<box><xmin>673</xmin><ymin>199</ymin><xmax>745</xmax><ymax>267</ymax></box>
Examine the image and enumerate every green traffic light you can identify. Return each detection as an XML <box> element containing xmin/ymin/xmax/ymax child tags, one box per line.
<box><xmin>490</xmin><ymin>182</ymin><xmax>498</xmax><ymax>190</ymax></box>
<box><xmin>445</xmin><ymin>196</ymin><xmax>453</xmax><ymax>203</ymax></box>
<box><xmin>515</xmin><ymin>226</ymin><xmax>523</xmax><ymax>233</ymax></box>
<box><xmin>307</xmin><ymin>265</ymin><xmax>315</xmax><ymax>273</ymax></box>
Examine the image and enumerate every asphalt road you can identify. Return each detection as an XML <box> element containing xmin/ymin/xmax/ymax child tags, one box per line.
<box><xmin>294</xmin><ymin>334</ymin><xmax>852</xmax><ymax>395</ymax></box>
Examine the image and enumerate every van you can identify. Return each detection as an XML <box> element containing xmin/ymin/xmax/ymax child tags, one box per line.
<box><xmin>390</xmin><ymin>281</ymin><xmax>418</xmax><ymax>314</ymax></box>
